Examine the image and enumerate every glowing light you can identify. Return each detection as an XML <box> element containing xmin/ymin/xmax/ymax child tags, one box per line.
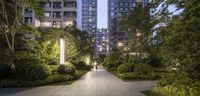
<box><xmin>86</xmin><ymin>56</ymin><xmax>90</xmax><ymax>65</ymax></box>
<box><xmin>60</xmin><ymin>38</ymin><xmax>65</xmax><ymax>65</ymax></box>
<box><xmin>118</xmin><ymin>42</ymin><xmax>123</xmax><ymax>47</ymax></box>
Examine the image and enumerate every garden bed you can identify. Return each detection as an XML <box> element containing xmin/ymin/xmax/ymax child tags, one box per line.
<box><xmin>0</xmin><ymin>69</ymin><xmax>89</xmax><ymax>88</ymax></box>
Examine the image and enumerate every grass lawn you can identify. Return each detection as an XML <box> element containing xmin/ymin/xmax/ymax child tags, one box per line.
<box><xmin>49</xmin><ymin>69</ymin><xmax>89</xmax><ymax>86</ymax></box>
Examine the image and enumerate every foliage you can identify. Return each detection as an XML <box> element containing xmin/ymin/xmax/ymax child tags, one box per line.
<box><xmin>0</xmin><ymin>0</ymin><xmax>44</xmax><ymax>72</ymax></box>
<box><xmin>119</xmin><ymin>72</ymin><xmax>155</xmax><ymax>80</ymax></box>
<box><xmin>0</xmin><ymin>74</ymin><xmax>73</xmax><ymax>88</ymax></box>
<box><xmin>155</xmin><ymin>0</ymin><xmax>200</xmax><ymax>80</ymax></box>
<box><xmin>64</xmin><ymin>26</ymin><xmax>91</xmax><ymax>63</ymax></box>
<box><xmin>49</xmin><ymin>65</ymin><xmax>59</xmax><ymax>74</ymax></box>
<box><xmin>103</xmin><ymin>53</ymin><xmax>121</xmax><ymax>69</ymax></box>
<box><xmin>74</xmin><ymin>61</ymin><xmax>91</xmax><ymax>70</ymax></box>
<box><xmin>117</xmin><ymin>63</ymin><xmax>134</xmax><ymax>73</ymax></box>
<box><xmin>120</xmin><ymin>4</ymin><xmax>152</xmax><ymax>64</ymax></box>
<box><xmin>116</xmin><ymin>64</ymin><xmax>155</xmax><ymax>80</ymax></box>
<box><xmin>58</xmin><ymin>62</ymin><xmax>76</xmax><ymax>75</ymax></box>
<box><xmin>0</xmin><ymin>64</ymin><xmax>11</xmax><ymax>79</ymax></box>
<box><xmin>15</xmin><ymin>58</ymin><xmax>51</xmax><ymax>80</ymax></box>
<box><xmin>134</xmin><ymin>64</ymin><xmax>155</xmax><ymax>77</ymax></box>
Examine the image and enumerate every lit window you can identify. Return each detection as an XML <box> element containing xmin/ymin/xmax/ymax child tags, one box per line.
<box><xmin>44</xmin><ymin>12</ymin><xmax>51</xmax><ymax>17</ymax></box>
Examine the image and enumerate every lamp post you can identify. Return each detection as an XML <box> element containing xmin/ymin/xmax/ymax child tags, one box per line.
<box><xmin>60</xmin><ymin>37</ymin><xmax>65</xmax><ymax>65</ymax></box>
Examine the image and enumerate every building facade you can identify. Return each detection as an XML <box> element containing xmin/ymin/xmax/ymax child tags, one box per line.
<box><xmin>77</xmin><ymin>0</ymin><xmax>97</xmax><ymax>36</ymax></box>
<box><xmin>94</xmin><ymin>28</ymin><xmax>109</xmax><ymax>58</ymax></box>
<box><xmin>25</xmin><ymin>0</ymin><xmax>77</xmax><ymax>28</ymax></box>
<box><xmin>77</xmin><ymin>0</ymin><xmax>97</xmax><ymax>58</ymax></box>
<box><xmin>108</xmin><ymin>0</ymin><xmax>148</xmax><ymax>52</ymax></box>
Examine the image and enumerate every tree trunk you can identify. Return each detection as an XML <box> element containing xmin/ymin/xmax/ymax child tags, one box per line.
<box><xmin>10</xmin><ymin>50</ymin><xmax>16</xmax><ymax>73</ymax></box>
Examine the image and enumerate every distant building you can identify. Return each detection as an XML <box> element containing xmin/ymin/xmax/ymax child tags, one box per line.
<box><xmin>108</xmin><ymin>0</ymin><xmax>149</xmax><ymax>52</ymax></box>
<box><xmin>94</xmin><ymin>28</ymin><xmax>109</xmax><ymax>58</ymax></box>
<box><xmin>25</xmin><ymin>0</ymin><xmax>77</xmax><ymax>28</ymax></box>
<box><xmin>77</xmin><ymin>0</ymin><xmax>97</xmax><ymax>58</ymax></box>
<box><xmin>77</xmin><ymin>0</ymin><xmax>97</xmax><ymax>36</ymax></box>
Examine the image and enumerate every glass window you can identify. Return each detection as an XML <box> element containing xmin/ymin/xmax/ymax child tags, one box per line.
<box><xmin>44</xmin><ymin>11</ymin><xmax>51</xmax><ymax>17</ymax></box>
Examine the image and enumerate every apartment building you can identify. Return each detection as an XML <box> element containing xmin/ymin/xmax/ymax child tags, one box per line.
<box><xmin>25</xmin><ymin>0</ymin><xmax>77</xmax><ymax>28</ymax></box>
<box><xmin>94</xmin><ymin>28</ymin><xmax>109</xmax><ymax>58</ymax></box>
<box><xmin>108</xmin><ymin>0</ymin><xmax>148</xmax><ymax>52</ymax></box>
<box><xmin>77</xmin><ymin>0</ymin><xmax>97</xmax><ymax>36</ymax></box>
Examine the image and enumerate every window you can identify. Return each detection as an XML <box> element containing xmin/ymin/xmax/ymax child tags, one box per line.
<box><xmin>41</xmin><ymin>2</ymin><xmax>51</xmax><ymax>8</ymax></box>
<box><xmin>24</xmin><ymin>17</ymin><xmax>32</xmax><ymax>23</ymax></box>
<box><xmin>64</xmin><ymin>2</ymin><xmax>76</xmax><ymax>8</ymax></box>
<box><xmin>64</xmin><ymin>12</ymin><xmax>76</xmax><ymax>18</ymax></box>
<box><xmin>53</xmin><ymin>11</ymin><xmax>62</xmax><ymax>18</ymax></box>
<box><xmin>44</xmin><ymin>11</ymin><xmax>51</xmax><ymax>18</ymax></box>
<box><xmin>53</xmin><ymin>2</ymin><xmax>61</xmax><ymax>9</ymax></box>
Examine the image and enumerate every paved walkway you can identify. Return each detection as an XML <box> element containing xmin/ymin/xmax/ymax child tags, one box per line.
<box><xmin>0</xmin><ymin>68</ymin><xmax>156</xmax><ymax>96</ymax></box>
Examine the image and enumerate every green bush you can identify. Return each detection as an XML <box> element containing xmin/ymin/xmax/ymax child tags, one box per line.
<box><xmin>103</xmin><ymin>53</ymin><xmax>121</xmax><ymax>69</ymax></box>
<box><xmin>0</xmin><ymin>74</ymin><xmax>73</xmax><ymax>88</ymax></box>
<box><xmin>117</xmin><ymin>63</ymin><xmax>134</xmax><ymax>73</ymax></box>
<box><xmin>16</xmin><ymin>58</ymin><xmax>51</xmax><ymax>80</ymax></box>
<box><xmin>134</xmin><ymin>64</ymin><xmax>155</xmax><ymax>77</ymax></box>
<box><xmin>58</xmin><ymin>62</ymin><xmax>76</xmax><ymax>75</ymax></box>
<box><xmin>74</xmin><ymin>61</ymin><xmax>91</xmax><ymax>70</ymax></box>
<box><xmin>49</xmin><ymin>65</ymin><xmax>59</xmax><ymax>74</ymax></box>
<box><xmin>0</xmin><ymin>64</ymin><xmax>11</xmax><ymax>79</ymax></box>
<box><xmin>154</xmin><ymin>74</ymin><xmax>200</xmax><ymax>96</ymax></box>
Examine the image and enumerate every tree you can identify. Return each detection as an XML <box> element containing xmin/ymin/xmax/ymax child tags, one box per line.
<box><xmin>0</xmin><ymin>0</ymin><xmax>43</xmax><ymax>72</ymax></box>
<box><xmin>158</xmin><ymin>0</ymin><xmax>200</xmax><ymax>79</ymax></box>
<box><xmin>64</xmin><ymin>26</ymin><xmax>91</xmax><ymax>63</ymax></box>
<box><xmin>120</xmin><ymin>4</ymin><xmax>152</xmax><ymax>64</ymax></box>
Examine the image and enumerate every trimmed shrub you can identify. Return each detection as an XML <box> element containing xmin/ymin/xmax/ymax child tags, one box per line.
<box><xmin>74</xmin><ymin>61</ymin><xmax>91</xmax><ymax>70</ymax></box>
<box><xmin>58</xmin><ymin>62</ymin><xmax>76</xmax><ymax>75</ymax></box>
<box><xmin>0</xmin><ymin>74</ymin><xmax>73</xmax><ymax>88</ymax></box>
<box><xmin>134</xmin><ymin>64</ymin><xmax>155</xmax><ymax>77</ymax></box>
<box><xmin>0</xmin><ymin>64</ymin><xmax>11</xmax><ymax>79</ymax></box>
<box><xmin>117</xmin><ymin>63</ymin><xmax>134</xmax><ymax>73</ymax></box>
<box><xmin>16</xmin><ymin>58</ymin><xmax>51</xmax><ymax>80</ymax></box>
<box><xmin>103</xmin><ymin>53</ymin><xmax>121</xmax><ymax>69</ymax></box>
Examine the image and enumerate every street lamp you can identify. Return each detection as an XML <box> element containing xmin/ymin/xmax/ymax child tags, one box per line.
<box><xmin>60</xmin><ymin>37</ymin><xmax>65</xmax><ymax>65</ymax></box>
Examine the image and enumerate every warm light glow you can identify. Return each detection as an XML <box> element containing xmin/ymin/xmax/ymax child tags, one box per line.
<box><xmin>60</xmin><ymin>38</ymin><xmax>65</xmax><ymax>65</ymax></box>
<box><xmin>118</xmin><ymin>42</ymin><xmax>123</xmax><ymax>47</ymax></box>
<box><xmin>86</xmin><ymin>56</ymin><xmax>90</xmax><ymax>65</ymax></box>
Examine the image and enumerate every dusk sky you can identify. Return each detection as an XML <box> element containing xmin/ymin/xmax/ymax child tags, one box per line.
<box><xmin>97</xmin><ymin>0</ymin><xmax>108</xmax><ymax>29</ymax></box>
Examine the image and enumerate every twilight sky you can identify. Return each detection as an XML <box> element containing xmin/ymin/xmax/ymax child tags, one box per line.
<box><xmin>97</xmin><ymin>0</ymin><xmax>108</xmax><ymax>29</ymax></box>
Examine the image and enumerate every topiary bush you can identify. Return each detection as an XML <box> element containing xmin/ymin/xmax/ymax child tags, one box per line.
<box><xmin>117</xmin><ymin>63</ymin><xmax>134</xmax><ymax>73</ymax></box>
<box><xmin>134</xmin><ymin>64</ymin><xmax>155</xmax><ymax>77</ymax></box>
<box><xmin>58</xmin><ymin>62</ymin><xmax>76</xmax><ymax>75</ymax></box>
<box><xmin>16</xmin><ymin>58</ymin><xmax>51</xmax><ymax>81</ymax></box>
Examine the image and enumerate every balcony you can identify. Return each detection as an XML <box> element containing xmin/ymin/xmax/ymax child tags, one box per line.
<box><xmin>53</xmin><ymin>2</ymin><xmax>62</xmax><ymax>9</ymax></box>
<box><xmin>41</xmin><ymin>2</ymin><xmax>51</xmax><ymax>9</ymax></box>
<box><xmin>63</xmin><ymin>12</ymin><xmax>76</xmax><ymax>20</ymax></box>
<box><xmin>53</xmin><ymin>12</ymin><xmax>62</xmax><ymax>19</ymax></box>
